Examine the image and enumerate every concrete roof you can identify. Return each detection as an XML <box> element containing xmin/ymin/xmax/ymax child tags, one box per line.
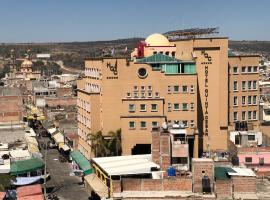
<box><xmin>92</xmin><ymin>154</ymin><xmax>160</xmax><ymax>176</ymax></box>
<box><xmin>0</xmin><ymin>87</ymin><xmax>21</xmax><ymax>96</ymax></box>
<box><xmin>228</xmin><ymin>167</ymin><xmax>256</xmax><ymax>177</ymax></box>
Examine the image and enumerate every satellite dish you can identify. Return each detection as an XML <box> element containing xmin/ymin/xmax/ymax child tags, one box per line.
<box><xmin>162</xmin><ymin>122</ymin><xmax>168</xmax><ymax>130</ymax></box>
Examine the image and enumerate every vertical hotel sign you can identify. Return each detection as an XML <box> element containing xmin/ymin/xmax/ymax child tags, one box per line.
<box><xmin>201</xmin><ymin>50</ymin><xmax>212</xmax><ymax>136</ymax></box>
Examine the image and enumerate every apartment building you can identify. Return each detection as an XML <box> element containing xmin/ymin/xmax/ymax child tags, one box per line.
<box><xmin>77</xmin><ymin>32</ymin><xmax>260</xmax><ymax>159</ymax></box>
<box><xmin>228</xmin><ymin>55</ymin><xmax>260</xmax><ymax>130</ymax></box>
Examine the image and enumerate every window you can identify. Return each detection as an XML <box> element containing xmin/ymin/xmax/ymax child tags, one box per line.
<box><xmin>155</xmin><ymin>92</ymin><xmax>160</xmax><ymax>98</ymax></box>
<box><xmin>190</xmin><ymin>85</ymin><xmax>194</xmax><ymax>93</ymax></box>
<box><xmin>174</xmin><ymin>85</ymin><xmax>180</xmax><ymax>93</ymax></box>
<box><xmin>172</xmin><ymin>51</ymin><xmax>175</xmax><ymax>57</ymax></box>
<box><xmin>248</xmin><ymin>111</ymin><xmax>252</xmax><ymax>120</ymax></box>
<box><xmin>182</xmin><ymin>103</ymin><xmax>188</xmax><ymax>111</ymax></box>
<box><xmin>190</xmin><ymin>120</ymin><xmax>195</xmax><ymax>128</ymax></box>
<box><xmin>233</xmin><ymin>81</ymin><xmax>238</xmax><ymax>91</ymax></box>
<box><xmin>134</xmin><ymin>92</ymin><xmax>139</xmax><ymax>98</ymax></box>
<box><xmin>245</xmin><ymin>157</ymin><xmax>252</xmax><ymax>163</ymax></box>
<box><xmin>148</xmin><ymin>92</ymin><xmax>152</xmax><ymax>98</ymax></box>
<box><xmin>151</xmin><ymin>104</ymin><xmax>157</xmax><ymax>112</ymax></box>
<box><xmin>140</xmin><ymin>121</ymin><xmax>146</xmax><ymax>129</ymax></box>
<box><xmin>233</xmin><ymin>112</ymin><xmax>238</xmax><ymax>121</ymax></box>
<box><xmin>259</xmin><ymin>157</ymin><xmax>264</xmax><ymax>166</ymax></box>
<box><xmin>127</xmin><ymin>92</ymin><xmax>131</xmax><ymax>98</ymax></box>
<box><xmin>233</xmin><ymin>66</ymin><xmax>238</xmax><ymax>74</ymax></box>
<box><xmin>253</xmin><ymin>66</ymin><xmax>258</xmax><ymax>72</ymax></box>
<box><xmin>134</xmin><ymin>86</ymin><xmax>138</xmax><ymax>91</ymax></box>
<box><xmin>148</xmin><ymin>86</ymin><xmax>152</xmax><ymax>91</ymax></box>
<box><xmin>248</xmin><ymin>96</ymin><xmax>252</xmax><ymax>105</ymax></box>
<box><xmin>138</xmin><ymin>68</ymin><xmax>147</xmax><ymax>78</ymax></box>
<box><xmin>167</xmin><ymin>86</ymin><xmax>172</xmax><ymax>93</ymax></box>
<box><xmin>152</xmin><ymin>121</ymin><xmax>158</xmax><ymax>128</ymax></box>
<box><xmin>168</xmin><ymin>103</ymin><xmax>172</xmax><ymax>112</ymax></box>
<box><xmin>242</xmin><ymin>111</ymin><xmax>246</xmax><ymax>120</ymax></box>
<box><xmin>173</xmin><ymin>103</ymin><xmax>180</xmax><ymax>111</ymax></box>
<box><xmin>253</xmin><ymin>96</ymin><xmax>257</xmax><ymax>105</ymax></box>
<box><xmin>190</xmin><ymin>103</ymin><xmax>194</xmax><ymax>110</ymax></box>
<box><xmin>141</xmin><ymin>86</ymin><xmax>145</xmax><ymax>91</ymax></box>
<box><xmin>141</xmin><ymin>92</ymin><xmax>145</xmax><ymax>98</ymax></box>
<box><xmin>140</xmin><ymin>104</ymin><xmax>146</xmax><ymax>112</ymax></box>
<box><xmin>182</xmin><ymin>120</ymin><xmax>188</xmax><ymax>127</ymax></box>
<box><xmin>233</xmin><ymin>96</ymin><xmax>238</xmax><ymax>106</ymax></box>
<box><xmin>128</xmin><ymin>104</ymin><xmax>135</xmax><ymax>112</ymax></box>
<box><xmin>248</xmin><ymin>66</ymin><xmax>252</xmax><ymax>72</ymax></box>
<box><xmin>165</xmin><ymin>51</ymin><xmax>169</xmax><ymax>55</ymax></box>
<box><xmin>253</xmin><ymin>81</ymin><xmax>257</xmax><ymax>90</ymax></box>
<box><xmin>248</xmin><ymin>81</ymin><xmax>252</xmax><ymax>90</ymax></box>
<box><xmin>242</xmin><ymin>81</ymin><xmax>246</xmax><ymax>91</ymax></box>
<box><xmin>129</xmin><ymin>121</ymin><xmax>135</xmax><ymax>129</ymax></box>
<box><xmin>242</xmin><ymin>96</ymin><xmax>246</xmax><ymax>105</ymax></box>
<box><xmin>235</xmin><ymin>135</ymin><xmax>240</xmax><ymax>145</ymax></box>
<box><xmin>241</xmin><ymin>66</ymin><xmax>246</xmax><ymax>73</ymax></box>
<box><xmin>253</xmin><ymin>111</ymin><xmax>257</xmax><ymax>120</ymax></box>
<box><xmin>182</xmin><ymin>85</ymin><xmax>188</xmax><ymax>93</ymax></box>
<box><xmin>248</xmin><ymin>135</ymin><xmax>255</xmax><ymax>141</ymax></box>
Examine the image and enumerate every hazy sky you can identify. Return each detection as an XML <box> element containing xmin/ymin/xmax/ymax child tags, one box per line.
<box><xmin>0</xmin><ymin>0</ymin><xmax>269</xmax><ymax>42</ymax></box>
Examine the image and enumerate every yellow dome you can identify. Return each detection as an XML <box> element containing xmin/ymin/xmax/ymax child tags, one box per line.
<box><xmin>145</xmin><ymin>33</ymin><xmax>170</xmax><ymax>46</ymax></box>
<box><xmin>21</xmin><ymin>59</ymin><xmax>33</xmax><ymax>68</ymax></box>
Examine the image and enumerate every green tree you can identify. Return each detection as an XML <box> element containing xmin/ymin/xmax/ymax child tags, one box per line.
<box><xmin>107</xmin><ymin>129</ymin><xmax>121</xmax><ymax>156</ymax></box>
<box><xmin>87</xmin><ymin>131</ymin><xmax>109</xmax><ymax>157</ymax></box>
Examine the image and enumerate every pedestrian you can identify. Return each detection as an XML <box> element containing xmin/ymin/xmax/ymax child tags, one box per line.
<box><xmin>81</xmin><ymin>174</ymin><xmax>85</xmax><ymax>187</ymax></box>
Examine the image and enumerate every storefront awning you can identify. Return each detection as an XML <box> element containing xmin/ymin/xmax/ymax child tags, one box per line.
<box><xmin>59</xmin><ymin>143</ymin><xmax>70</xmax><ymax>151</ymax></box>
<box><xmin>85</xmin><ymin>174</ymin><xmax>108</xmax><ymax>198</ymax></box>
<box><xmin>70</xmin><ymin>151</ymin><xmax>92</xmax><ymax>175</ymax></box>
<box><xmin>52</xmin><ymin>132</ymin><xmax>64</xmax><ymax>144</ymax></box>
<box><xmin>10</xmin><ymin>158</ymin><xmax>44</xmax><ymax>175</ymax></box>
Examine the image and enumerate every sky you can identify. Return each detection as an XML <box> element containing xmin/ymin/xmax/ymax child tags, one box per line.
<box><xmin>0</xmin><ymin>0</ymin><xmax>269</xmax><ymax>43</ymax></box>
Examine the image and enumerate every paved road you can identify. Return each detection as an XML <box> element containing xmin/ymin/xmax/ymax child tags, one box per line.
<box><xmin>39</xmin><ymin>137</ymin><xmax>89</xmax><ymax>200</ymax></box>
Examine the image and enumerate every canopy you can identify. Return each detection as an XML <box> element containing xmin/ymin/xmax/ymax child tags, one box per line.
<box><xmin>85</xmin><ymin>174</ymin><xmax>108</xmax><ymax>198</ymax></box>
<box><xmin>214</xmin><ymin>167</ymin><xmax>235</xmax><ymax>180</ymax></box>
<box><xmin>10</xmin><ymin>158</ymin><xmax>44</xmax><ymax>175</ymax></box>
<box><xmin>59</xmin><ymin>143</ymin><xmax>70</xmax><ymax>151</ymax></box>
<box><xmin>47</xmin><ymin>128</ymin><xmax>57</xmax><ymax>135</ymax></box>
<box><xmin>52</xmin><ymin>132</ymin><xmax>64</xmax><ymax>144</ymax></box>
<box><xmin>70</xmin><ymin>151</ymin><xmax>92</xmax><ymax>175</ymax></box>
<box><xmin>10</xmin><ymin>150</ymin><xmax>31</xmax><ymax>161</ymax></box>
<box><xmin>18</xmin><ymin>194</ymin><xmax>44</xmax><ymax>200</ymax></box>
<box><xmin>17</xmin><ymin>184</ymin><xmax>42</xmax><ymax>197</ymax></box>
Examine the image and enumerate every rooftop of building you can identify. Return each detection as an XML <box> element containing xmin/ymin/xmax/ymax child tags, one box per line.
<box><xmin>0</xmin><ymin>87</ymin><xmax>21</xmax><ymax>96</ymax></box>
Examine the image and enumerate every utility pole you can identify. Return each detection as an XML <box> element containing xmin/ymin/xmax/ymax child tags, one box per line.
<box><xmin>44</xmin><ymin>139</ymin><xmax>47</xmax><ymax>199</ymax></box>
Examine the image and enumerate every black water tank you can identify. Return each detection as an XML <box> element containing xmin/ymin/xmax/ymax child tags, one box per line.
<box><xmin>231</xmin><ymin>156</ymin><xmax>239</xmax><ymax>166</ymax></box>
<box><xmin>202</xmin><ymin>175</ymin><xmax>211</xmax><ymax>193</ymax></box>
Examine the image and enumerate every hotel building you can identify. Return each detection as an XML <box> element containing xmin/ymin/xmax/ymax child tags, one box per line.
<box><xmin>77</xmin><ymin>31</ymin><xmax>260</xmax><ymax>159</ymax></box>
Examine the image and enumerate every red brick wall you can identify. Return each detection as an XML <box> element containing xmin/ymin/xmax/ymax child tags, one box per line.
<box><xmin>112</xmin><ymin>180</ymin><xmax>121</xmax><ymax>193</ymax></box>
<box><xmin>116</xmin><ymin>178</ymin><xmax>192</xmax><ymax>192</ymax></box>
<box><xmin>192</xmin><ymin>159</ymin><xmax>214</xmax><ymax>193</ymax></box>
<box><xmin>232</xmin><ymin>176</ymin><xmax>257</xmax><ymax>193</ymax></box>
<box><xmin>56</xmin><ymin>87</ymin><xmax>72</xmax><ymax>97</ymax></box>
<box><xmin>0</xmin><ymin>96</ymin><xmax>23</xmax><ymax>122</ymax></box>
<box><xmin>45</xmin><ymin>97</ymin><xmax>76</xmax><ymax>108</ymax></box>
<box><xmin>163</xmin><ymin>178</ymin><xmax>192</xmax><ymax>191</ymax></box>
<box><xmin>215</xmin><ymin>180</ymin><xmax>232</xmax><ymax>199</ymax></box>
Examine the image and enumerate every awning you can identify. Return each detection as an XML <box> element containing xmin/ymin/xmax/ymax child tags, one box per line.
<box><xmin>18</xmin><ymin>194</ymin><xmax>44</xmax><ymax>200</ymax></box>
<box><xmin>47</xmin><ymin>127</ymin><xmax>57</xmax><ymax>135</ymax></box>
<box><xmin>17</xmin><ymin>184</ymin><xmax>42</xmax><ymax>197</ymax></box>
<box><xmin>10</xmin><ymin>150</ymin><xmax>31</xmax><ymax>160</ymax></box>
<box><xmin>52</xmin><ymin>132</ymin><xmax>64</xmax><ymax>144</ymax></box>
<box><xmin>85</xmin><ymin>174</ymin><xmax>108</xmax><ymax>198</ymax></box>
<box><xmin>25</xmin><ymin>135</ymin><xmax>38</xmax><ymax>146</ymax></box>
<box><xmin>70</xmin><ymin>151</ymin><xmax>92</xmax><ymax>175</ymax></box>
<box><xmin>214</xmin><ymin>167</ymin><xmax>235</xmax><ymax>180</ymax></box>
<box><xmin>59</xmin><ymin>143</ymin><xmax>70</xmax><ymax>151</ymax></box>
<box><xmin>10</xmin><ymin>158</ymin><xmax>44</xmax><ymax>175</ymax></box>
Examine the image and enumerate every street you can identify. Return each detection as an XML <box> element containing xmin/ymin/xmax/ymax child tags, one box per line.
<box><xmin>39</xmin><ymin>137</ymin><xmax>89</xmax><ymax>200</ymax></box>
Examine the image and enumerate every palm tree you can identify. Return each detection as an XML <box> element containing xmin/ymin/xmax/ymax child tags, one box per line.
<box><xmin>87</xmin><ymin>131</ymin><xmax>109</xmax><ymax>157</ymax></box>
<box><xmin>108</xmin><ymin>129</ymin><xmax>121</xmax><ymax>156</ymax></box>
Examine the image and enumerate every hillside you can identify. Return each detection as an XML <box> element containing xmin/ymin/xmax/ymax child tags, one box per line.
<box><xmin>0</xmin><ymin>39</ymin><xmax>270</xmax><ymax>71</ymax></box>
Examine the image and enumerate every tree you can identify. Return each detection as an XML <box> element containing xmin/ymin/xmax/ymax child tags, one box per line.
<box><xmin>87</xmin><ymin>131</ymin><xmax>109</xmax><ymax>157</ymax></box>
<box><xmin>107</xmin><ymin>129</ymin><xmax>121</xmax><ymax>156</ymax></box>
